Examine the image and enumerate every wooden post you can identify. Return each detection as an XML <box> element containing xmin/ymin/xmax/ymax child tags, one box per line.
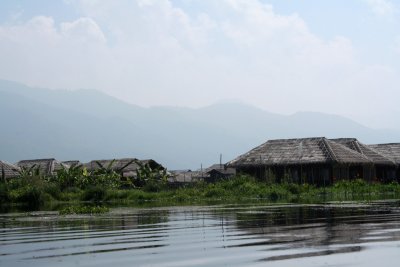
<box><xmin>312</xmin><ymin>167</ymin><xmax>314</xmax><ymax>185</ymax></box>
<box><xmin>300</xmin><ymin>165</ymin><xmax>303</xmax><ymax>184</ymax></box>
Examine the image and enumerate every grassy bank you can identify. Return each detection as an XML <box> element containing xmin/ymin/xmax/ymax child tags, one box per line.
<box><xmin>2</xmin><ymin>174</ymin><xmax>400</xmax><ymax>210</ymax></box>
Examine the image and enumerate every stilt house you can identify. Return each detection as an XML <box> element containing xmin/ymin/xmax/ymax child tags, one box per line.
<box><xmin>227</xmin><ymin>137</ymin><xmax>374</xmax><ymax>185</ymax></box>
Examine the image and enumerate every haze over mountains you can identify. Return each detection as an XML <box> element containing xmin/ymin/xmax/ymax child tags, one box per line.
<box><xmin>1</xmin><ymin>80</ymin><xmax>399</xmax><ymax>169</ymax></box>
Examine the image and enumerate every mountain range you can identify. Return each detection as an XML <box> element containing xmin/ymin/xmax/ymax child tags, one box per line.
<box><xmin>1</xmin><ymin>80</ymin><xmax>399</xmax><ymax>169</ymax></box>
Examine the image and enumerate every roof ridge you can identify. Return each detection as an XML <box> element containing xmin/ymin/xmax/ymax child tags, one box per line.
<box><xmin>268</xmin><ymin>137</ymin><xmax>325</xmax><ymax>142</ymax></box>
<box><xmin>327</xmin><ymin>139</ymin><xmax>372</xmax><ymax>163</ymax></box>
<box><xmin>370</xmin><ymin>143</ymin><xmax>400</xmax><ymax>146</ymax></box>
<box><xmin>18</xmin><ymin>158</ymin><xmax>56</xmax><ymax>162</ymax></box>
<box><xmin>89</xmin><ymin>158</ymin><xmax>138</xmax><ymax>162</ymax></box>
<box><xmin>320</xmin><ymin>138</ymin><xmax>337</xmax><ymax>162</ymax></box>
<box><xmin>352</xmin><ymin>140</ymin><xmax>363</xmax><ymax>154</ymax></box>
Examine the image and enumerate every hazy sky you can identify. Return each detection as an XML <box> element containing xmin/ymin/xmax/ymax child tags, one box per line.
<box><xmin>1</xmin><ymin>0</ymin><xmax>400</xmax><ymax>129</ymax></box>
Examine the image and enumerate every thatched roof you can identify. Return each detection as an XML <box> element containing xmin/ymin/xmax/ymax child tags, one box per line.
<box><xmin>0</xmin><ymin>160</ymin><xmax>20</xmax><ymax>179</ymax></box>
<box><xmin>207</xmin><ymin>168</ymin><xmax>236</xmax><ymax>176</ymax></box>
<box><xmin>17</xmin><ymin>158</ymin><xmax>68</xmax><ymax>175</ymax></box>
<box><xmin>205</xmin><ymin>164</ymin><xmax>227</xmax><ymax>171</ymax></box>
<box><xmin>85</xmin><ymin>158</ymin><xmax>138</xmax><ymax>172</ymax></box>
<box><xmin>368</xmin><ymin>143</ymin><xmax>400</xmax><ymax>165</ymax></box>
<box><xmin>331</xmin><ymin>138</ymin><xmax>394</xmax><ymax>165</ymax></box>
<box><xmin>205</xmin><ymin>164</ymin><xmax>236</xmax><ymax>175</ymax></box>
<box><xmin>84</xmin><ymin>158</ymin><xmax>165</xmax><ymax>176</ymax></box>
<box><xmin>227</xmin><ymin>137</ymin><xmax>372</xmax><ymax>167</ymax></box>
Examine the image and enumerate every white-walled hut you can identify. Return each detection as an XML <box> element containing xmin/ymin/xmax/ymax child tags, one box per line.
<box><xmin>168</xmin><ymin>170</ymin><xmax>205</xmax><ymax>184</ymax></box>
<box><xmin>227</xmin><ymin>137</ymin><xmax>373</xmax><ymax>185</ymax></box>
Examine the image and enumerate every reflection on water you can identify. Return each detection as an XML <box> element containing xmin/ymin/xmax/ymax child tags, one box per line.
<box><xmin>1</xmin><ymin>201</ymin><xmax>400</xmax><ymax>266</ymax></box>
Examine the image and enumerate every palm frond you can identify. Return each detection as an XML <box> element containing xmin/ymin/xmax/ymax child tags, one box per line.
<box><xmin>95</xmin><ymin>161</ymin><xmax>105</xmax><ymax>169</ymax></box>
<box><xmin>106</xmin><ymin>159</ymin><xmax>116</xmax><ymax>170</ymax></box>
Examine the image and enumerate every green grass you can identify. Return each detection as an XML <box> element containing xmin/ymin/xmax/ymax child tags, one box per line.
<box><xmin>100</xmin><ymin>176</ymin><xmax>400</xmax><ymax>204</ymax></box>
<box><xmin>2</xmin><ymin>175</ymin><xmax>400</xmax><ymax>208</ymax></box>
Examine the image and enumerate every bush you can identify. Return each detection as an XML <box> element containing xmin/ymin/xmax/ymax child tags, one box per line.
<box><xmin>11</xmin><ymin>185</ymin><xmax>51</xmax><ymax>207</ymax></box>
<box><xmin>44</xmin><ymin>183</ymin><xmax>61</xmax><ymax>200</ymax></box>
<box><xmin>63</xmin><ymin>186</ymin><xmax>82</xmax><ymax>194</ymax></box>
<box><xmin>143</xmin><ymin>180</ymin><xmax>166</xmax><ymax>192</ymax></box>
<box><xmin>81</xmin><ymin>186</ymin><xmax>107</xmax><ymax>202</ymax></box>
<box><xmin>268</xmin><ymin>190</ymin><xmax>280</xmax><ymax>201</ymax></box>
<box><xmin>0</xmin><ymin>183</ymin><xmax>10</xmax><ymax>202</ymax></box>
<box><xmin>204</xmin><ymin>186</ymin><xmax>226</xmax><ymax>198</ymax></box>
<box><xmin>104</xmin><ymin>189</ymin><xmax>128</xmax><ymax>200</ymax></box>
<box><xmin>6</xmin><ymin>175</ymin><xmax>57</xmax><ymax>207</ymax></box>
<box><xmin>283</xmin><ymin>183</ymin><xmax>301</xmax><ymax>195</ymax></box>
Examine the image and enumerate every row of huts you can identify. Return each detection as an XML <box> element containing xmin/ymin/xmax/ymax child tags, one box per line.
<box><xmin>227</xmin><ymin>137</ymin><xmax>400</xmax><ymax>185</ymax></box>
<box><xmin>0</xmin><ymin>158</ymin><xmax>165</xmax><ymax>180</ymax></box>
<box><xmin>0</xmin><ymin>157</ymin><xmax>236</xmax><ymax>184</ymax></box>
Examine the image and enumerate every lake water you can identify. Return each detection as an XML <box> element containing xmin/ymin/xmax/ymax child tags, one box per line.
<box><xmin>1</xmin><ymin>201</ymin><xmax>400</xmax><ymax>267</ymax></box>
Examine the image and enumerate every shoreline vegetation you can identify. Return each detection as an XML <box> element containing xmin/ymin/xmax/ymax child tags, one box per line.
<box><xmin>2</xmin><ymin>164</ymin><xmax>400</xmax><ymax>213</ymax></box>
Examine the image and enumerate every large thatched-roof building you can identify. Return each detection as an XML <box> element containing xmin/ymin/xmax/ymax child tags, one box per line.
<box><xmin>227</xmin><ymin>137</ymin><xmax>377</xmax><ymax>185</ymax></box>
<box><xmin>0</xmin><ymin>160</ymin><xmax>20</xmax><ymax>180</ymax></box>
<box><xmin>16</xmin><ymin>158</ymin><xmax>68</xmax><ymax>176</ymax></box>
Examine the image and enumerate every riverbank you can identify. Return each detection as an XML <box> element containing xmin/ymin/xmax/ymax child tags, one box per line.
<box><xmin>2</xmin><ymin>175</ymin><xmax>400</xmax><ymax>211</ymax></box>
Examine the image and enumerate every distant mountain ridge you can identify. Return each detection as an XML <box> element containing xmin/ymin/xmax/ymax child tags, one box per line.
<box><xmin>1</xmin><ymin>80</ymin><xmax>399</xmax><ymax>169</ymax></box>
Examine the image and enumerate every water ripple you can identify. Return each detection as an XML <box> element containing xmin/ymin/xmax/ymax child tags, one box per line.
<box><xmin>1</xmin><ymin>202</ymin><xmax>400</xmax><ymax>267</ymax></box>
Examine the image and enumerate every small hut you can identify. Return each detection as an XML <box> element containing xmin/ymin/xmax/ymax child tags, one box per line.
<box><xmin>205</xmin><ymin>164</ymin><xmax>236</xmax><ymax>183</ymax></box>
<box><xmin>227</xmin><ymin>137</ymin><xmax>373</xmax><ymax>185</ymax></box>
<box><xmin>0</xmin><ymin>160</ymin><xmax>20</xmax><ymax>181</ymax></box>
<box><xmin>17</xmin><ymin>158</ymin><xmax>68</xmax><ymax>176</ymax></box>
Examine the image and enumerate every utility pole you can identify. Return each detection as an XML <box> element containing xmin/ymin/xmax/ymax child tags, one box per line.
<box><xmin>201</xmin><ymin>163</ymin><xmax>203</xmax><ymax>180</ymax></box>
